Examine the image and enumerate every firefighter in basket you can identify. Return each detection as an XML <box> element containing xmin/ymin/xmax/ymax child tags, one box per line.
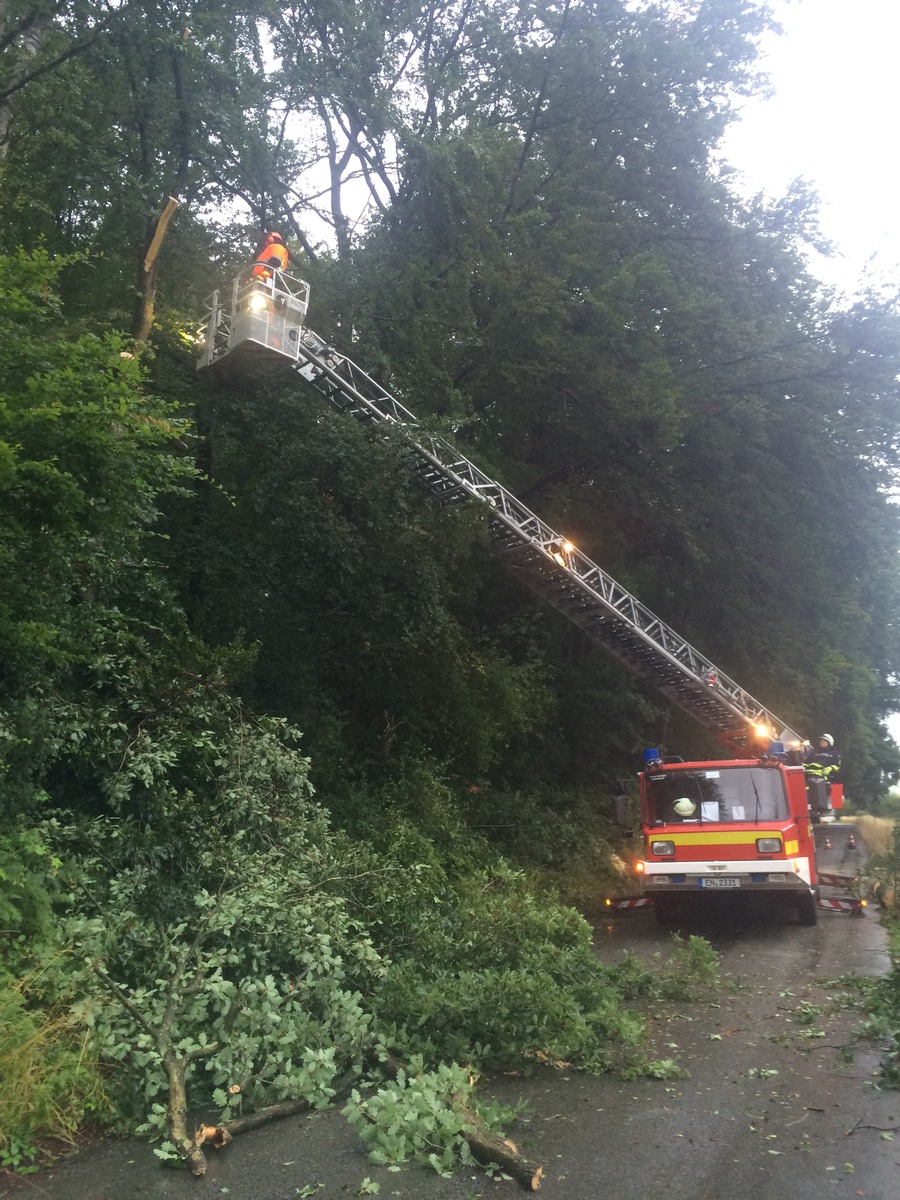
<box><xmin>804</xmin><ymin>733</ymin><xmax>841</xmax><ymax>821</ymax></box>
<box><xmin>804</xmin><ymin>733</ymin><xmax>841</xmax><ymax>785</ymax></box>
<box><xmin>250</xmin><ymin>230</ymin><xmax>302</xmax><ymax>280</ymax></box>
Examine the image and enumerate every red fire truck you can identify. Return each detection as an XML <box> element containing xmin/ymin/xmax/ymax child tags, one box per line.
<box><xmin>619</xmin><ymin>746</ymin><xmax>830</xmax><ymax>926</ymax></box>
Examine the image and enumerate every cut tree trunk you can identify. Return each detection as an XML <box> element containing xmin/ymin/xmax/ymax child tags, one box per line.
<box><xmin>131</xmin><ymin>195</ymin><xmax>179</xmax><ymax>342</ymax></box>
<box><xmin>452</xmin><ymin>1090</ymin><xmax>543</xmax><ymax>1191</ymax></box>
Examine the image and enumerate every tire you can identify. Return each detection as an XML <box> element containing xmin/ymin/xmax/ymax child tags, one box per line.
<box><xmin>797</xmin><ymin>890</ymin><xmax>818</xmax><ymax>926</ymax></box>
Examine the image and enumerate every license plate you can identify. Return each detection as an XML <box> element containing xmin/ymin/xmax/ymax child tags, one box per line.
<box><xmin>699</xmin><ymin>876</ymin><xmax>740</xmax><ymax>889</ymax></box>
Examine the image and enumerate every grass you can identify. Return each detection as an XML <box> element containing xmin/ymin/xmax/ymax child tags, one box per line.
<box><xmin>846</xmin><ymin>813</ymin><xmax>896</xmax><ymax>858</ymax></box>
<box><xmin>0</xmin><ymin>969</ymin><xmax>110</xmax><ymax>1172</ymax></box>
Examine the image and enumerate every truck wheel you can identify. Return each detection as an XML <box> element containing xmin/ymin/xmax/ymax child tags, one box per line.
<box><xmin>797</xmin><ymin>891</ymin><xmax>818</xmax><ymax>926</ymax></box>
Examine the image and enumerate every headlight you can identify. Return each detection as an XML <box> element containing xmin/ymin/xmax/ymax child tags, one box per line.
<box><xmin>248</xmin><ymin>291</ymin><xmax>269</xmax><ymax>313</ymax></box>
<box><xmin>650</xmin><ymin>840</ymin><xmax>675</xmax><ymax>856</ymax></box>
<box><xmin>756</xmin><ymin>837</ymin><xmax>782</xmax><ymax>854</ymax></box>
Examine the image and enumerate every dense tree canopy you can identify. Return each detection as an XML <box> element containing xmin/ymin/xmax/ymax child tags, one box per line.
<box><xmin>3</xmin><ymin>0</ymin><xmax>900</xmax><ymax>1170</ymax></box>
<box><xmin>2</xmin><ymin>0</ymin><xmax>899</xmax><ymax>842</ymax></box>
<box><xmin>2</xmin><ymin>0</ymin><xmax>899</xmax><ymax>814</ymax></box>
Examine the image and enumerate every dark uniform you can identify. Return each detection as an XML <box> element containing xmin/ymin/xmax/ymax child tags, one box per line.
<box><xmin>804</xmin><ymin>734</ymin><xmax>841</xmax><ymax>783</ymax></box>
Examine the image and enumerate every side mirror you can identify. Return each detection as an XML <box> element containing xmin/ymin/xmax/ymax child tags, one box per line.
<box><xmin>612</xmin><ymin>781</ymin><xmax>630</xmax><ymax>827</ymax></box>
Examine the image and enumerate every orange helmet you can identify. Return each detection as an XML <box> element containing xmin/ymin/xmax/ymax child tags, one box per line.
<box><xmin>266</xmin><ymin>231</ymin><xmax>284</xmax><ymax>243</ymax></box>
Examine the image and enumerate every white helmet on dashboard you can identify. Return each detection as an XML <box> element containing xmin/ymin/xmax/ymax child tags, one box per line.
<box><xmin>673</xmin><ymin>797</ymin><xmax>696</xmax><ymax>817</ymax></box>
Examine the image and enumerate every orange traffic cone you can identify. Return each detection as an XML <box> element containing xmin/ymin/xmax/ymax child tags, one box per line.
<box><xmin>848</xmin><ymin>831</ymin><xmax>856</xmax><ymax>849</ymax></box>
<box><xmin>824</xmin><ymin>836</ymin><xmax>832</xmax><ymax>850</ymax></box>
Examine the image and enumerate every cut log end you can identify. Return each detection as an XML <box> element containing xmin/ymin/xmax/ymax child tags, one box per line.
<box><xmin>186</xmin><ymin>1145</ymin><xmax>207</xmax><ymax>1176</ymax></box>
<box><xmin>377</xmin><ymin>1057</ymin><xmax>545</xmax><ymax>1192</ymax></box>
<box><xmin>195</xmin><ymin>1124</ymin><xmax>233</xmax><ymax>1150</ymax></box>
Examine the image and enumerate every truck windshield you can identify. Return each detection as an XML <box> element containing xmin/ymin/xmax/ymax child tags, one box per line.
<box><xmin>644</xmin><ymin>767</ymin><xmax>789</xmax><ymax>825</ymax></box>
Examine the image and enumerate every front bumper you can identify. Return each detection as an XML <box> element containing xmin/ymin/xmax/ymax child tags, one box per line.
<box><xmin>641</xmin><ymin>856</ymin><xmax>813</xmax><ymax>892</ymax></box>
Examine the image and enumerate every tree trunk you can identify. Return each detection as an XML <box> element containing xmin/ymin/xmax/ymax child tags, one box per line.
<box><xmin>452</xmin><ymin>1090</ymin><xmax>544</xmax><ymax>1191</ymax></box>
<box><xmin>131</xmin><ymin>195</ymin><xmax>179</xmax><ymax>342</ymax></box>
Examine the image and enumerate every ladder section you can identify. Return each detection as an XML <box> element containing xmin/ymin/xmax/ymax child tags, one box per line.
<box><xmin>288</xmin><ymin>329</ymin><xmax>803</xmax><ymax>750</ymax></box>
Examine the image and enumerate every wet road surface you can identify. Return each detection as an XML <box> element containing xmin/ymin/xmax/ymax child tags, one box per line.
<box><xmin>6</xmin><ymin>823</ymin><xmax>898</xmax><ymax>1200</ymax></box>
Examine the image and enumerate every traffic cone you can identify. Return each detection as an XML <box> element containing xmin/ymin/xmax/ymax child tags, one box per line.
<box><xmin>824</xmin><ymin>836</ymin><xmax>832</xmax><ymax>850</ymax></box>
<box><xmin>848</xmin><ymin>831</ymin><xmax>856</xmax><ymax>849</ymax></box>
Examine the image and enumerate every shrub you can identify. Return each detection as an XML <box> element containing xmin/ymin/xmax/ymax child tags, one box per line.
<box><xmin>363</xmin><ymin>860</ymin><xmax>717</xmax><ymax>1072</ymax></box>
<box><xmin>0</xmin><ymin>968</ymin><xmax>109</xmax><ymax>1171</ymax></box>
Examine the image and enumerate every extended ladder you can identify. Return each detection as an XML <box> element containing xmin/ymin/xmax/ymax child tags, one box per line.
<box><xmin>198</xmin><ymin>272</ymin><xmax>804</xmax><ymax>752</ymax></box>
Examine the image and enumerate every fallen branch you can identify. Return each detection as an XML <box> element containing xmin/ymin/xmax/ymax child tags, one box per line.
<box><xmin>89</xmin><ymin>954</ymin><xmax>540</xmax><ymax>1186</ymax></box>
<box><xmin>380</xmin><ymin>1054</ymin><xmax>543</xmax><ymax>1191</ymax></box>
<box><xmin>163</xmin><ymin>1043</ymin><xmax>221</xmax><ymax>1175</ymax></box>
<box><xmin>188</xmin><ymin>1066</ymin><xmax>362</xmax><ymax>1173</ymax></box>
<box><xmin>221</xmin><ymin>1095</ymin><xmax>314</xmax><ymax>1136</ymax></box>
<box><xmin>846</xmin><ymin>1117</ymin><xmax>900</xmax><ymax>1137</ymax></box>
<box><xmin>452</xmin><ymin>1089</ymin><xmax>543</xmax><ymax>1191</ymax></box>
<box><xmin>184</xmin><ymin>1095</ymin><xmax>316</xmax><ymax>1174</ymax></box>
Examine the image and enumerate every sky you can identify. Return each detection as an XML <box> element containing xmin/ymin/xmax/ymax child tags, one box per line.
<box><xmin>719</xmin><ymin>0</ymin><xmax>900</xmax><ymax>296</ymax></box>
<box><xmin>718</xmin><ymin>0</ymin><xmax>900</xmax><ymax>748</ymax></box>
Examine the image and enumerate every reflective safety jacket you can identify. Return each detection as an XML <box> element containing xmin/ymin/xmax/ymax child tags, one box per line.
<box><xmin>804</xmin><ymin>747</ymin><xmax>841</xmax><ymax>782</ymax></box>
<box><xmin>251</xmin><ymin>236</ymin><xmax>289</xmax><ymax>277</ymax></box>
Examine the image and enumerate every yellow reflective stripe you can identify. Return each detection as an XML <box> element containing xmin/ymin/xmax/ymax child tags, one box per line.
<box><xmin>666</xmin><ymin>830</ymin><xmax>783</xmax><ymax>847</ymax></box>
<box><xmin>785</xmin><ymin>840</ymin><xmax>799</xmax><ymax>855</ymax></box>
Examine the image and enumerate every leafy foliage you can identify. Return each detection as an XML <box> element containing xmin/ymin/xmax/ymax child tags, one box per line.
<box><xmin>3</xmin><ymin>0</ymin><xmax>900</xmax><ymax>1178</ymax></box>
<box><xmin>344</xmin><ymin>1060</ymin><xmax>513</xmax><ymax>1175</ymax></box>
<box><xmin>0</xmin><ymin>250</ymin><xmax>197</xmax><ymax>956</ymax></box>
<box><xmin>43</xmin><ymin>691</ymin><xmax>380</xmax><ymax>1130</ymax></box>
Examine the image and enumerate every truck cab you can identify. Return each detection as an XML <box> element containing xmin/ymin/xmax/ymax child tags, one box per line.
<box><xmin>636</xmin><ymin>752</ymin><xmax>819</xmax><ymax>925</ymax></box>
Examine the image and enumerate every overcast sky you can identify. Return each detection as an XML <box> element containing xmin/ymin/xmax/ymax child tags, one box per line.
<box><xmin>717</xmin><ymin>0</ymin><xmax>900</xmax><ymax>746</ymax></box>
<box><xmin>719</xmin><ymin>0</ymin><xmax>899</xmax><ymax>295</ymax></box>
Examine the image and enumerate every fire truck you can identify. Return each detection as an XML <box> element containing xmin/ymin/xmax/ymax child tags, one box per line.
<box><xmin>197</xmin><ymin>266</ymin><xmax>857</xmax><ymax>926</ymax></box>
<box><xmin>616</xmin><ymin>747</ymin><xmax>839</xmax><ymax>926</ymax></box>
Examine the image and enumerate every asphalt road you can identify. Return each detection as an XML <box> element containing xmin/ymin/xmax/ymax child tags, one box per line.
<box><xmin>7</xmin><ymin>823</ymin><xmax>898</xmax><ymax>1200</ymax></box>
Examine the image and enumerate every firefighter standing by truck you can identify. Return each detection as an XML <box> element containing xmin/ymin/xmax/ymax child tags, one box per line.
<box><xmin>804</xmin><ymin>733</ymin><xmax>841</xmax><ymax>821</ymax></box>
<box><xmin>804</xmin><ymin>733</ymin><xmax>841</xmax><ymax>784</ymax></box>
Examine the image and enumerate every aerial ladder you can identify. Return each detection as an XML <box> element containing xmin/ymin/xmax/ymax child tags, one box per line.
<box><xmin>197</xmin><ymin>266</ymin><xmax>804</xmax><ymax>757</ymax></box>
<box><xmin>197</xmin><ymin>268</ymin><xmax>868</xmax><ymax>917</ymax></box>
